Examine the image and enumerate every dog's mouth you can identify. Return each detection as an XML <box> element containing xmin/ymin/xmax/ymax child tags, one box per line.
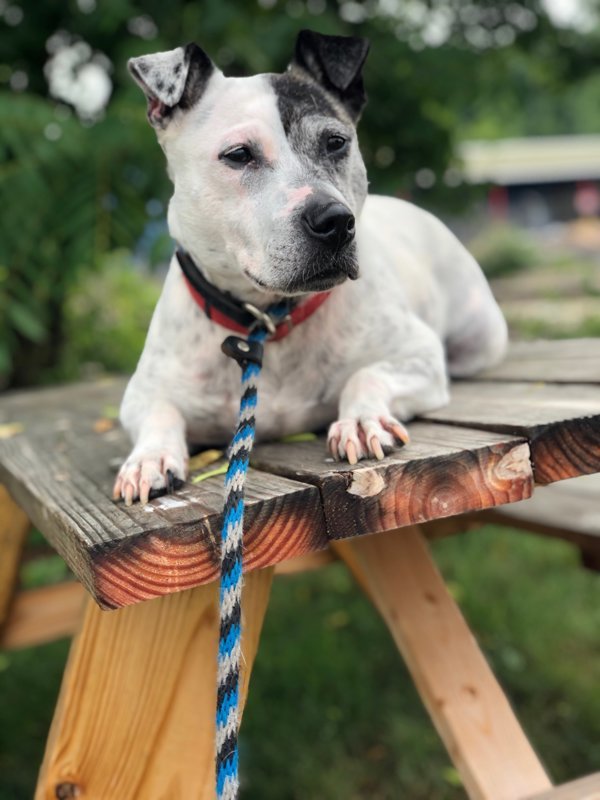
<box><xmin>244</xmin><ymin>251</ymin><xmax>359</xmax><ymax>296</ymax></box>
<box><xmin>285</xmin><ymin>261</ymin><xmax>358</xmax><ymax>293</ymax></box>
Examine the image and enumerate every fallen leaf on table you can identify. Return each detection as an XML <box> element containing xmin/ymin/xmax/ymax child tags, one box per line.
<box><xmin>188</xmin><ymin>449</ymin><xmax>223</xmax><ymax>470</ymax></box>
<box><xmin>0</xmin><ymin>422</ymin><xmax>24</xmax><ymax>439</ymax></box>
<box><xmin>191</xmin><ymin>463</ymin><xmax>228</xmax><ymax>484</ymax></box>
<box><xmin>279</xmin><ymin>432</ymin><xmax>318</xmax><ymax>443</ymax></box>
<box><xmin>93</xmin><ymin>417</ymin><xmax>115</xmax><ymax>433</ymax></box>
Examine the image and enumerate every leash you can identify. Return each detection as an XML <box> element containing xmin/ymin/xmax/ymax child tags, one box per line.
<box><xmin>174</xmin><ymin>249</ymin><xmax>332</xmax><ymax>799</ymax></box>
<box><xmin>216</xmin><ymin>309</ymin><xmax>296</xmax><ymax>800</ymax></box>
<box><xmin>216</xmin><ymin>327</ymin><xmax>267</xmax><ymax>800</ymax></box>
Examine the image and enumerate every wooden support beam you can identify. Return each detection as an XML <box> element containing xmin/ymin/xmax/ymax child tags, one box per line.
<box><xmin>525</xmin><ymin>772</ymin><xmax>600</xmax><ymax>800</ymax></box>
<box><xmin>1</xmin><ymin>551</ymin><xmax>335</xmax><ymax>652</ymax></box>
<box><xmin>35</xmin><ymin>567</ymin><xmax>273</xmax><ymax>800</ymax></box>
<box><xmin>0</xmin><ymin>485</ymin><xmax>30</xmax><ymax>626</ymax></box>
<box><xmin>0</xmin><ymin>582</ymin><xmax>85</xmax><ymax>651</ymax></box>
<box><xmin>274</xmin><ymin>547</ymin><xmax>337</xmax><ymax>575</ymax></box>
<box><xmin>334</xmin><ymin>528</ymin><xmax>552</xmax><ymax>800</ymax></box>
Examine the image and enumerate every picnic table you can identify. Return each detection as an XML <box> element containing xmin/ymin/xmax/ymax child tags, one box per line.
<box><xmin>1</xmin><ymin>338</ymin><xmax>599</xmax><ymax>800</ymax></box>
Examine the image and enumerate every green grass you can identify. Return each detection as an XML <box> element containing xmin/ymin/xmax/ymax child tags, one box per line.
<box><xmin>3</xmin><ymin>526</ymin><xmax>599</xmax><ymax>799</ymax></box>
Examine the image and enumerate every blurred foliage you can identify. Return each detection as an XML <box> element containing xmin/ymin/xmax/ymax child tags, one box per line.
<box><xmin>58</xmin><ymin>250</ymin><xmax>161</xmax><ymax>380</ymax></box>
<box><xmin>1</xmin><ymin>0</ymin><xmax>600</xmax><ymax>388</ymax></box>
<box><xmin>2</xmin><ymin>526</ymin><xmax>600</xmax><ymax>798</ymax></box>
<box><xmin>469</xmin><ymin>222</ymin><xmax>538</xmax><ymax>277</ymax></box>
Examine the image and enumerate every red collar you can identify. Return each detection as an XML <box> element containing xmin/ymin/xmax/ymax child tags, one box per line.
<box><xmin>176</xmin><ymin>249</ymin><xmax>331</xmax><ymax>341</ymax></box>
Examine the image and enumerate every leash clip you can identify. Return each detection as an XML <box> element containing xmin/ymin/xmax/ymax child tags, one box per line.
<box><xmin>221</xmin><ymin>335</ymin><xmax>264</xmax><ymax>368</ymax></box>
<box><xmin>242</xmin><ymin>302</ymin><xmax>277</xmax><ymax>336</ymax></box>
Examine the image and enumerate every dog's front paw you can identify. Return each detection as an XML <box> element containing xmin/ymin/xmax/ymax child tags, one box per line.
<box><xmin>113</xmin><ymin>449</ymin><xmax>188</xmax><ymax>506</ymax></box>
<box><xmin>327</xmin><ymin>416</ymin><xmax>410</xmax><ymax>465</ymax></box>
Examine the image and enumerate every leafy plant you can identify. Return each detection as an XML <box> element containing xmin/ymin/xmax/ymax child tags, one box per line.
<box><xmin>469</xmin><ymin>223</ymin><xmax>538</xmax><ymax>278</ymax></box>
<box><xmin>0</xmin><ymin>91</ymin><xmax>168</xmax><ymax>387</ymax></box>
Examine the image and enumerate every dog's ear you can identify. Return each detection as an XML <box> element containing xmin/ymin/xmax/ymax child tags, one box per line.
<box><xmin>292</xmin><ymin>30</ymin><xmax>370</xmax><ymax>121</ymax></box>
<box><xmin>128</xmin><ymin>43</ymin><xmax>215</xmax><ymax>128</ymax></box>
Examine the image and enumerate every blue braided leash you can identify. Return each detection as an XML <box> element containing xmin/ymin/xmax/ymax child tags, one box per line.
<box><xmin>216</xmin><ymin>308</ymin><xmax>288</xmax><ymax>800</ymax></box>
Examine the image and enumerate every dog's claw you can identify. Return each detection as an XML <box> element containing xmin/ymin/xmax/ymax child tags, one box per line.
<box><xmin>327</xmin><ymin>415</ymin><xmax>410</xmax><ymax>465</ymax></box>
<box><xmin>385</xmin><ymin>420</ymin><xmax>410</xmax><ymax>446</ymax></box>
<box><xmin>139</xmin><ymin>480</ymin><xmax>151</xmax><ymax>505</ymax></box>
<box><xmin>328</xmin><ymin>435</ymin><xmax>341</xmax><ymax>461</ymax></box>
<box><xmin>166</xmin><ymin>469</ymin><xmax>175</xmax><ymax>493</ymax></box>
<box><xmin>346</xmin><ymin>440</ymin><xmax>358</xmax><ymax>466</ymax></box>
<box><xmin>369</xmin><ymin>436</ymin><xmax>385</xmax><ymax>461</ymax></box>
<box><xmin>124</xmin><ymin>483</ymin><xmax>134</xmax><ymax>507</ymax></box>
<box><xmin>113</xmin><ymin>450</ymin><xmax>187</xmax><ymax>505</ymax></box>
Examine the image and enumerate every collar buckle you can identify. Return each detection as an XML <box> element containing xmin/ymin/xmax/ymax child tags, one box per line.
<box><xmin>242</xmin><ymin>303</ymin><xmax>278</xmax><ymax>336</ymax></box>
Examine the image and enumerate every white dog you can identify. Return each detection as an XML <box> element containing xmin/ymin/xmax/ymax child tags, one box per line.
<box><xmin>114</xmin><ymin>30</ymin><xmax>507</xmax><ymax>506</ymax></box>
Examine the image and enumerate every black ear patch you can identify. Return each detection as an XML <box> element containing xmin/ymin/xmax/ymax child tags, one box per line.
<box><xmin>128</xmin><ymin>43</ymin><xmax>214</xmax><ymax>128</ymax></box>
<box><xmin>292</xmin><ymin>30</ymin><xmax>370</xmax><ymax>121</ymax></box>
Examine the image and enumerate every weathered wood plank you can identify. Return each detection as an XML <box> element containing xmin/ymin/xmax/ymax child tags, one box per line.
<box><xmin>253</xmin><ymin>423</ymin><xmax>533</xmax><ymax>539</ymax></box>
<box><xmin>482</xmin><ymin>473</ymin><xmax>600</xmax><ymax>558</ymax></box>
<box><xmin>36</xmin><ymin>568</ymin><xmax>273</xmax><ymax>800</ymax></box>
<box><xmin>334</xmin><ymin>528</ymin><xmax>552</xmax><ymax>800</ymax></box>
<box><xmin>525</xmin><ymin>773</ymin><xmax>600</xmax><ymax>800</ymax></box>
<box><xmin>0</xmin><ymin>485</ymin><xmax>30</xmax><ymax>626</ymax></box>
<box><xmin>423</xmin><ymin>382</ymin><xmax>600</xmax><ymax>484</ymax></box>
<box><xmin>0</xmin><ymin>377</ymin><xmax>126</xmax><ymax>436</ymax></box>
<box><xmin>0</xmin><ymin>550</ymin><xmax>337</xmax><ymax>650</ymax></box>
<box><xmin>0</xmin><ymin>431</ymin><xmax>327</xmax><ymax>609</ymax></box>
<box><xmin>93</xmin><ymin>474</ymin><xmax>327</xmax><ymax>608</ymax></box>
<box><xmin>475</xmin><ymin>339</ymin><xmax>600</xmax><ymax>384</ymax></box>
<box><xmin>0</xmin><ymin>581</ymin><xmax>85</xmax><ymax>651</ymax></box>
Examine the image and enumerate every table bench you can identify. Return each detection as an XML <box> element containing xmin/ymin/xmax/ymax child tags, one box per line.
<box><xmin>1</xmin><ymin>338</ymin><xmax>599</xmax><ymax>800</ymax></box>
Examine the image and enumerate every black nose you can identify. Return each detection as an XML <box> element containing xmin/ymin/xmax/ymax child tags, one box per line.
<box><xmin>302</xmin><ymin>201</ymin><xmax>355</xmax><ymax>249</ymax></box>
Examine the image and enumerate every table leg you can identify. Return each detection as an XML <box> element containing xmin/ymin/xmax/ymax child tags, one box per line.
<box><xmin>35</xmin><ymin>567</ymin><xmax>274</xmax><ymax>800</ymax></box>
<box><xmin>0</xmin><ymin>485</ymin><xmax>31</xmax><ymax>627</ymax></box>
<box><xmin>334</xmin><ymin>527</ymin><xmax>553</xmax><ymax>800</ymax></box>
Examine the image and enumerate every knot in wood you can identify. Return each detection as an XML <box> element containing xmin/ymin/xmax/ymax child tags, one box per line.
<box><xmin>55</xmin><ymin>782</ymin><xmax>80</xmax><ymax>799</ymax></box>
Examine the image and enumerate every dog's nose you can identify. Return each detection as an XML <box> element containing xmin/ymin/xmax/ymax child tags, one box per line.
<box><xmin>302</xmin><ymin>201</ymin><xmax>355</xmax><ymax>249</ymax></box>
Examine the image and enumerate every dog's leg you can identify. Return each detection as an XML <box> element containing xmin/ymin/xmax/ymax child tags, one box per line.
<box><xmin>113</xmin><ymin>401</ymin><xmax>188</xmax><ymax>506</ymax></box>
<box><xmin>328</xmin><ymin>320</ymin><xmax>448</xmax><ymax>464</ymax></box>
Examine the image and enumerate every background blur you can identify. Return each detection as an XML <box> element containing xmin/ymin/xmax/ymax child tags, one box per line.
<box><xmin>1</xmin><ymin>1</ymin><xmax>600</xmax><ymax>798</ymax></box>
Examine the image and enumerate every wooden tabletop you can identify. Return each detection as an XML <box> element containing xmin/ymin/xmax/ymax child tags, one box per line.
<box><xmin>0</xmin><ymin>339</ymin><xmax>598</xmax><ymax>609</ymax></box>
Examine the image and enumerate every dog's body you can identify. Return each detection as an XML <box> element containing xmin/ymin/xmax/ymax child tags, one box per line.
<box><xmin>115</xmin><ymin>31</ymin><xmax>507</xmax><ymax>505</ymax></box>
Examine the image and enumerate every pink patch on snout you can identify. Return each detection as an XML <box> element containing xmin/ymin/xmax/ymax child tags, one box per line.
<box><xmin>275</xmin><ymin>185</ymin><xmax>313</xmax><ymax>219</ymax></box>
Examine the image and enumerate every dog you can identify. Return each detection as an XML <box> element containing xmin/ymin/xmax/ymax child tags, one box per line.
<box><xmin>113</xmin><ymin>30</ymin><xmax>507</xmax><ymax>506</ymax></box>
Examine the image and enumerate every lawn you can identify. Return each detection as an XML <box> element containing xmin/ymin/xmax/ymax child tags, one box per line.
<box><xmin>2</xmin><ymin>524</ymin><xmax>599</xmax><ymax>799</ymax></box>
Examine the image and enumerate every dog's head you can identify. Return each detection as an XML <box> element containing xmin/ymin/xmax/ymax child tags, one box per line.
<box><xmin>129</xmin><ymin>30</ymin><xmax>369</xmax><ymax>296</ymax></box>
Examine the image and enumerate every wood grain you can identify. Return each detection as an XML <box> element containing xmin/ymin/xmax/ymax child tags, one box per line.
<box><xmin>526</xmin><ymin>773</ymin><xmax>600</xmax><ymax>800</ymax></box>
<box><xmin>475</xmin><ymin>339</ymin><xmax>600</xmax><ymax>384</ymax></box>
<box><xmin>0</xmin><ymin>581</ymin><xmax>85</xmax><ymax>650</ymax></box>
<box><xmin>334</xmin><ymin>528</ymin><xmax>552</xmax><ymax>800</ymax></box>
<box><xmin>36</xmin><ymin>568</ymin><xmax>273</xmax><ymax>800</ymax></box>
<box><xmin>93</xmin><ymin>482</ymin><xmax>327</xmax><ymax>608</ymax></box>
<box><xmin>0</xmin><ymin>485</ymin><xmax>31</xmax><ymax>626</ymax></box>
<box><xmin>253</xmin><ymin>423</ymin><xmax>533</xmax><ymax>539</ymax></box>
<box><xmin>424</xmin><ymin>382</ymin><xmax>600</xmax><ymax>484</ymax></box>
<box><xmin>0</xmin><ymin>431</ymin><xmax>327</xmax><ymax>608</ymax></box>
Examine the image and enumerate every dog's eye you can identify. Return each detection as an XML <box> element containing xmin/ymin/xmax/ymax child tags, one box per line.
<box><xmin>326</xmin><ymin>135</ymin><xmax>348</xmax><ymax>155</ymax></box>
<box><xmin>220</xmin><ymin>146</ymin><xmax>254</xmax><ymax>168</ymax></box>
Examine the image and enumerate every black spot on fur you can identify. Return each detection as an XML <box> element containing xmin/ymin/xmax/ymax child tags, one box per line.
<box><xmin>178</xmin><ymin>42</ymin><xmax>214</xmax><ymax>110</ymax></box>
<box><xmin>271</xmin><ymin>70</ymin><xmax>341</xmax><ymax>136</ymax></box>
<box><xmin>167</xmin><ymin>83</ymin><xmax>175</xmax><ymax>95</ymax></box>
<box><xmin>156</xmin><ymin>79</ymin><xmax>164</xmax><ymax>91</ymax></box>
<box><xmin>174</xmin><ymin>62</ymin><xmax>182</xmax><ymax>75</ymax></box>
<box><xmin>293</xmin><ymin>30</ymin><xmax>369</xmax><ymax>121</ymax></box>
<box><xmin>138</xmin><ymin>61</ymin><xmax>148</xmax><ymax>75</ymax></box>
